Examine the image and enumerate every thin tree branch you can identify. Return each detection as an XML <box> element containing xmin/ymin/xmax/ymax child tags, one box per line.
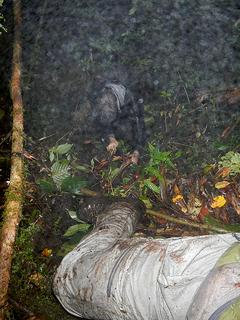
<box><xmin>146</xmin><ymin>209</ymin><xmax>229</xmax><ymax>234</ymax></box>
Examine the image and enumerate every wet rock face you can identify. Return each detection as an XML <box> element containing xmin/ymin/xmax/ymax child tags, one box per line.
<box><xmin>16</xmin><ymin>0</ymin><xmax>240</xmax><ymax>139</ymax></box>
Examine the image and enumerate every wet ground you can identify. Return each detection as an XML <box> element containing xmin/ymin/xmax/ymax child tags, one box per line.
<box><xmin>1</xmin><ymin>0</ymin><xmax>240</xmax><ymax>318</ymax></box>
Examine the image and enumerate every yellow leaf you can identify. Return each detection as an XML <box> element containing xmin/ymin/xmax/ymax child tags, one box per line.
<box><xmin>211</xmin><ymin>195</ymin><xmax>227</xmax><ymax>208</ymax></box>
<box><xmin>172</xmin><ymin>194</ymin><xmax>188</xmax><ymax>213</ymax></box>
<box><xmin>41</xmin><ymin>248</ymin><xmax>52</xmax><ymax>257</ymax></box>
<box><xmin>172</xmin><ymin>194</ymin><xmax>184</xmax><ymax>203</ymax></box>
<box><xmin>215</xmin><ymin>181</ymin><xmax>230</xmax><ymax>189</ymax></box>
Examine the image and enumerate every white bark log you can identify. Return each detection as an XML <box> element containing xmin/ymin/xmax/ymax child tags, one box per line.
<box><xmin>53</xmin><ymin>201</ymin><xmax>240</xmax><ymax>320</ymax></box>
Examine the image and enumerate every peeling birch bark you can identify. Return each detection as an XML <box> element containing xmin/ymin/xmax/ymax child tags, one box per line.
<box><xmin>0</xmin><ymin>0</ymin><xmax>24</xmax><ymax>318</ymax></box>
<box><xmin>53</xmin><ymin>201</ymin><xmax>240</xmax><ymax>320</ymax></box>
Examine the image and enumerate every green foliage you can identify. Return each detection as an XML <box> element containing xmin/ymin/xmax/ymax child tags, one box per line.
<box><xmin>66</xmin><ymin>209</ymin><xmax>84</xmax><ymax>222</ymax></box>
<box><xmin>63</xmin><ymin>223</ymin><xmax>91</xmax><ymax>237</ymax></box>
<box><xmin>37</xmin><ymin>179</ymin><xmax>56</xmax><ymax>193</ymax></box>
<box><xmin>49</xmin><ymin>143</ymin><xmax>72</xmax><ymax>162</ymax></box>
<box><xmin>57</xmin><ymin>232</ymin><xmax>86</xmax><ymax>257</ymax></box>
<box><xmin>58</xmin><ymin>210</ymin><xmax>91</xmax><ymax>256</ymax></box>
<box><xmin>38</xmin><ymin>143</ymin><xmax>88</xmax><ymax>194</ymax></box>
<box><xmin>218</xmin><ymin>151</ymin><xmax>240</xmax><ymax>176</ymax></box>
<box><xmin>11</xmin><ymin>223</ymin><xmax>45</xmax><ymax>297</ymax></box>
<box><xmin>61</xmin><ymin>176</ymin><xmax>88</xmax><ymax>194</ymax></box>
<box><xmin>103</xmin><ymin>143</ymin><xmax>178</xmax><ymax>206</ymax></box>
<box><xmin>10</xmin><ymin>220</ymin><xmax>74</xmax><ymax>318</ymax></box>
<box><xmin>12</xmin><ymin>224</ymin><xmax>39</xmax><ymax>273</ymax></box>
<box><xmin>147</xmin><ymin>143</ymin><xmax>176</xmax><ymax>169</ymax></box>
<box><xmin>51</xmin><ymin>160</ymin><xmax>70</xmax><ymax>188</ymax></box>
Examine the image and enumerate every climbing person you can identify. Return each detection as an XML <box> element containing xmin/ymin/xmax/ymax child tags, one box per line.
<box><xmin>92</xmin><ymin>82</ymin><xmax>146</xmax><ymax>154</ymax></box>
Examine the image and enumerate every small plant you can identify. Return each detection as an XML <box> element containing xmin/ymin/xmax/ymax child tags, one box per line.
<box><xmin>218</xmin><ymin>151</ymin><xmax>240</xmax><ymax>176</ymax></box>
<box><xmin>37</xmin><ymin>143</ymin><xmax>88</xmax><ymax>194</ymax></box>
<box><xmin>98</xmin><ymin>143</ymin><xmax>179</xmax><ymax>207</ymax></box>
<box><xmin>147</xmin><ymin>143</ymin><xmax>176</xmax><ymax>169</ymax></box>
<box><xmin>138</xmin><ymin>144</ymin><xmax>178</xmax><ymax>203</ymax></box>
<box><xmin>57</xmin><ymin>210</ymin><xmax>91</xmax><ymax>256</ymax></box>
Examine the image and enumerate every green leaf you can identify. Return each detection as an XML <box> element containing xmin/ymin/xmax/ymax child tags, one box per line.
<box><xmin>66</xmin><ymin>209</ymin><xmax>86</xmax><ymax>223</ymax></box>
<box><xmin>49</xmin><ymin>143</ymin><xmax>73</xmax><ymax>157</ymax></box>
<box><xmin>51</xmin><ymin>160</ymin><xmax>70</xmax><ymax>188</ymax></box>
<box><xmin>110</xmin><ymin>167</ymin><xmax>120</xmax><ymax>179</ymax></box>
<box><xmin>57</xmin><ymin>231</ymin><xmax>87</xmax><ymax>256</ymax></box>
<box><xmin>63</xmin><ymin>223</ymin><xmax>91</xmax><ymax>237</ymax></box>
<box><xmin>143</xmin><ymin>179</ymin><xmax>160</xmax><ymax>193</ymax></box>
<box><xmin>37</xmin><ymin>179</ymin><xmax>56</xmax><ymax>193</ymax></box>
<box><xmin>49</xmin><ymin>151</ymin><xmax>55</xmax><ymax>162</ymax></box>
<box><xmin>148</xmin><ymin>143</ymin><xmax>175</xmax><ymax>168</ymax></box>
<box><xmin>61</xmin><ymin>176</ymin><xmax>88</xmax><ymax>194</ymax></box>
<box><xmin>139</xmin><ymin>195</ymin><xmax>153</xmax><ymax>208</ymax></box>
<box><xmin>57</xmin><ymin>242</ymin><xmax>78</xmax><ymax>257</ymax></box>
<box><xmin>219</xmin><ymin>151</ymin><xmax>240</xmax><ymax>176</ymax></box>
<box><xmin>57</xmin><ymin>223</ymin><xmax>92</xmax><ymax>256</ymax></box>
<box><xmin>144</xmin><ymin>166</ymin><xmax>164</xmax><ymax>182</ymax></box>
<box><xmin>76</xmin><ymin>165</ymin><xmax>90</xmax><ymax>172</ymax></box>
<box><xmin>55</xmin><ymin>143</ymin><xmax>73</xmax><ymax>155</ymax></box>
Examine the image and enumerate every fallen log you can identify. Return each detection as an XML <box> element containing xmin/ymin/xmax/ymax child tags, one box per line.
<box><xmin>53</xmin><ymin>200</ymin><xmax>240</xmax><ymax>320</ymax></box>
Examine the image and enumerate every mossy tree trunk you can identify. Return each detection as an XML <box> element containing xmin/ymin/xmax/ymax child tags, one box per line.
<box><xmin>0</xmin><ymin>0</ymin><xmax>24</xmax><ymax>318</ymax></box>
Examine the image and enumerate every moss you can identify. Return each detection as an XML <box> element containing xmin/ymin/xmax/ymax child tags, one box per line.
<box><xmin>9</xmin><ymin>216</ymin><xmax>76</xmax><ymax>319</ymax></box>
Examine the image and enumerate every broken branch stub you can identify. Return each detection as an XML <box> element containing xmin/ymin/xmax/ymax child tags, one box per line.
<box><xmin>53</xmin><ymin>201</ymin><xmax>240</xmax><ymax>320</ymax></box>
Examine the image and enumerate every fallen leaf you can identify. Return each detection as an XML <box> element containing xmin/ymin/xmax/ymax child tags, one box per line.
<box><xmin>215</xmin><ymin>181</ymin><xmax>230</xmax><ymax>189</ymax></box>
<box><xmin>211</xmin><ymin>195</ymin><xmax>227</xmax><ymax>208</ymax></box>
<box><xmin>198</xmin><ymin>205</ymin><xmax>209</xmax><ymax>221</ymax></box>
<box><xmin>41</xmin><ymin>248</ymin><xmax>52</xmax><ymax>257</ymax></box>
<box><xmin>172</xmin><ymin>194</ymin><xmax>184</xmax><ymax>203</ymax></box>
<box><xmin>23</xmin><ymin>151</ymin><xmax>37</xmax><ymax>161</ymax></box>
<box><xmin>217</xmin><ymin>167</ymin><xmax>231</xmax><ymax>178</ymax></box>
<box><xmin>187</xmin><ymin>195</ymin><xmax>202</xmax><ymax>216</ymax></box>
<box><xmin>172</xmin><ymin>194</ymin><xmax>188</xmax><ymax>213</ymax></box>
<box><xmin>29</xmin><ymin>272</ymin><xmax>44</xmax><ymax>287</ymax></box>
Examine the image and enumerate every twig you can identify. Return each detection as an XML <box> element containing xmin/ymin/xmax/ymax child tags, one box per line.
<box><xmin>177</xmin><ymin>71</ymin><xmax>190</xmax><ymax>104</ymax></box>
<box><xmin>80</xmin><ymin>187</ymin><xmax>101</xmax><ymax>197</ymax></box>
<box><xmin>170</xmin><ymin>141</ymin><xmax>194</xmax><ymax>148</ymax></box>
<box><xmin>55</xmin><ymin>130</ymin><xmax>73</xmax><ymax>144</ymax></box>
<box><xmin>146</xmin><ymin>209</ymin><xmax>229</xmax><ymax>234</ymax></box>
<box><xmin>38</xmin><ymin>133</ymin><xmax>56</xmax><ymax>141</ymax></box>
<box><xmin>0</xmin><ymin>0</ymin><xmax>24</xmax><ymax>318</ymax></box>
<box><xmin>221</xmin><ymin>116</ymin><xmax>240</xmax><ymax>139</ymax></box>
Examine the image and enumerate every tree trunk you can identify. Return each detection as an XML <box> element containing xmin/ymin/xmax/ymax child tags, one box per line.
<box><xmin>0</xmin><ymin>0</ymin><xmax>24</xmax><ymax>318</ymax></box>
